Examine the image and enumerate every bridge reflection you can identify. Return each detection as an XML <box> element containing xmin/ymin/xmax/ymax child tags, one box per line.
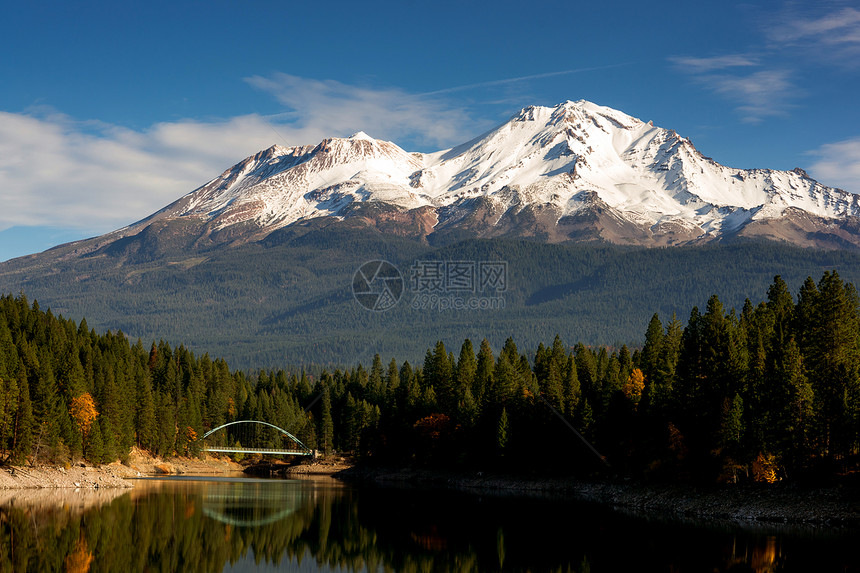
<box><xmin>201</xmin><ymin>480</ymin><xmax>307</xmax><ymax>527</ymax></box>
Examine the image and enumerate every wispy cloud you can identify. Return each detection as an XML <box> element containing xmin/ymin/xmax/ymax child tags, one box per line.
<box><xmin>245</xmin><ymin>73</ymin><xmax>488</xmax><ymax>150</ymax></box>
<box><xmin>671</xmin><ymin>4</ymin><xmax>860</xmax><ymax>121</ymax></box>
<box><xmin>766</xmin><ymin>5</ymin><xmax>860</xmax><ymax>62</ymax></box>
<box><xmin>708</xmin><ymin>69</ymin><xmax>797</xmax><ymax>123</ymax></box>
<box><xmin>668</xmin><ymin>54</ymin><xmax>759</xmax><ymax>73</ymax></box>
<box><xmin>0</xmin><ymin>75</ymin><xmax>491</xmax><ymax>234</ymax></box>
<box><xmin>670</xmin><ymin>54</ymin><xmax>797</xmax><ymax>122</ymax></box>
<box><xmin>420</xmin><ymin>63</ymin><xmax>636</xmax><ymax>96</ymax></box>
<box><xmin>808</xmin><ymin>137</ymin><xmax>860</xmax><ymax>194</ymax></box>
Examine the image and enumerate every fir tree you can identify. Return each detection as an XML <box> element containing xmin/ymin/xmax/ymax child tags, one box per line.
<box><xmin>563</xmin><ymin>354</ymin><xmax>580</xmax><ymax>418</ymax></box>
<box><xmin>134</xmin><ymin>364</ymin><xmax>156</xmax><ymax>450</ymax></box>
<box><xmin>10</xmin><ymin>368</ymin><xmax>33</xmax><ymax>464</ymax></box>
<box><xmin>455</xmin><ymin>339</ymin><xmax>477</xmax><ymax>405</ymax></box>
<box><xmin>641</xmin><ymin>313</ymin><xmax>665</xmax><ymax>383</ymax></box>
<box><xmin>320</xmin><ymin>386</ymin><xmax>334</xmax><ymax>456</ymax></box>
<box><xmin>474</xmin><ymin>338</ymin><xmax>495</xmax><ymax>405</ymax></box>
<box><xmin>497</xmin><ymin>407</ymin><xmax>509</xmax><ymax>453</ymax></box>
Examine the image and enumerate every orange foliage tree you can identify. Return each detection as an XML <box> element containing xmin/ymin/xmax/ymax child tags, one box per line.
<box><xmin>413</xmin><ymin>413</ymin><xmax>453</xmax><ymax>442</ymax></box>
<box><xmin>752</xmin><ymin>452</ymin><xmax>779</xmax><ymax>483</ymax></box>
<box><xmin>413</xmin><ymin>413</ymin><xmax>457</xmax><ymax>460</ymax></box>
<box><xmin>69</xmin><ymin>393</ymin><xmax>99</xmax><ymax>438</ymax></box>
<box><xmin>622</xmin><ymin>368</ymin><xmax>645</xmax><ymax>403</ymax></box>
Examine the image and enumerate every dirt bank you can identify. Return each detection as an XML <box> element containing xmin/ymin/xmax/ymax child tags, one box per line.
<box><xmin>336</xmin><ymin>466</ymin><xmax>860</xmax><ymax>527</ymax></box>
<box><xmin>0</xmin><ymin>464</ymin><xmax>133</xmax><ymax>489</ymax></box>
<box><xmin>124</xmin><ymin>447</ymin><xmax>243</xmax><ymax>476</ymax></box>
<box><xmin>0</xmin><ymin>448</ymin><xmax>244</xmax><ymax>489</ymax></box>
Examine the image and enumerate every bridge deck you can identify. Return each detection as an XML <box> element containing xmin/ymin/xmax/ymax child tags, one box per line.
<box><xmin>203</xmin><ymin>447</ymin><xmax>311</xmax><ymax>456</ymax></box>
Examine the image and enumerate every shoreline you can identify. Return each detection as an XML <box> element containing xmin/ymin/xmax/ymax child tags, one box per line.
<box><xmin>0</xmin><ymin>449</ymin><xmax>245</xmax><ymax>490</ymax></box>
<box><xmin>0</xmin><ymin>463</ymin><xmax>135</xmax><ymax>489</ymax></box>
<box><xmin>4</xmin><ymin>455</ymin><xmax>857</xmax><ymax>528</ymax></box>
<box><xmin>335</xmin><ymin>465</ymin><xmax>860</xmax><ymax>527</ymax></box>
<box><xmin>0</xmin><ymin>452</ymin><xmax>349</xmax><ymax>490</ymax></box>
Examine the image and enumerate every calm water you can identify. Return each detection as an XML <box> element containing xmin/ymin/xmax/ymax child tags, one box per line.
<box><xmin>0</xmin><ymin>474</ymin><xmax>857</xmax><ymax>572</ymax></box>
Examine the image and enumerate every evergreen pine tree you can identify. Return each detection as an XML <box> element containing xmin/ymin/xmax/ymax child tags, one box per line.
<box><xmin>543</xmin><ymin>351</ymin><xmax>564</xmax><ymax>413</ymax></box>
<box><xmin>563</xmin><ymin>355</ymin><xmax>580</xmax><ymax>418</ymax></box>
<box><xmin>368</xmin><ymin>354</ymin><xmax>385</xmax><ymax>404</ymax></box>
<box><xmin>86</xmin><ymin>415</ymin><xmax>105</xmax><ymax>464</ymax></box>
<box><xmin>455</xmin><ymin>339</ymin><xmax>477</xmax><ymax>405</ymax></box>
<box><xmin>641</xmin><ymin>313</ymin><xmax>665</xmax><ymax>383</ymax></box>
<box><xmin>424</xmin><ymin>341</ymin><xmax>453</xmax><ymax>414</ymax></box>
<box><xmin>11</xmin><ymin>367</ymin><xmax>33</xmax><ymax>463</ymax></box>
<box><xmin>767</xmin><ymin>275</ymin><xmax>794</xmax><ymax>350</ymax></box>
<box><xmin>135</xmin><ymin>364</ymin><xmax>156</xmax><ymax>450</ymax></box>
<box><xmin>98</xmin><ymin>415</ymin><xmax>117</xmax><ymax>463</ymax></box>
<box><xmin>574</xmin><ymin>343</ymin><xmax>598</xmax><ymax>403</ymax></box>
<box><xmin>488</xmin><ymin>353</ymin><xmax>516</xmax><ymax>411</ymax></box>
<box><xmin>497</xmin><ymin>407</ymin><xmax>509</xmax><ymax>453</ymax></box>
<box><xmin>320</xmin><ymin>386</ymin><xmax>334</xmax><ymax>456</ymax></box>
<box><xmin>385</xmin><ymin>358</ymin><xmax>400</xmax><ymax>408</ymax></box>
<box><xmin>475</xmin><ymin>339</ymin><xmax>495</xmax><ymax>405</ymax></box>
<box><xmin>805</xmin><ymin>271</ymin><xmax>860</xmax><ymax>458</ymax></box>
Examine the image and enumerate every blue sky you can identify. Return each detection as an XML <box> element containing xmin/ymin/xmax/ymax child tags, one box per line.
<box><xmin>1</xmin><ymin>0</ymin><xmax>859</xmax><ymax>260</ymax></box>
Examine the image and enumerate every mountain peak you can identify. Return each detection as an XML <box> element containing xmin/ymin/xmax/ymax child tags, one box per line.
<box><xmin>349</xmin><ymin>131</ymin><xmax>374</xmax><ymax>141</ymax></box>
<box><xmin>505</xmin><ymin>100</ymin><xmax>645</xmax><ymax>135</ymax></box>
<box><xmin>259</xmin><ymin>144</ymin><xmax>292</xmax><ymax>159</ymax></box>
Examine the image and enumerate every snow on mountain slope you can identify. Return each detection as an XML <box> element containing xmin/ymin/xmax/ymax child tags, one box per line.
<box><xmin>119</xmin><ymin>100</ymin><xmax>860</xmax><ymax>248</ymax></box>
<box><xmin>163</xmin><ymin>133</ymin><xmax>427</xmax><ymax>228</ymax></box>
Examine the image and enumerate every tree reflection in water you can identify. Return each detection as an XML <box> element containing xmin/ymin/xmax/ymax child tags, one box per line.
<box><xmin>0</xmin><ymin>477</ymin><xmax>855</xmax><ymax>572</ymax></box>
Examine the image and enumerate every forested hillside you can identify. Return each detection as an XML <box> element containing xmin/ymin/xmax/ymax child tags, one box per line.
<box><xmin>0</xmin><ymin>294</ymin><xmax>315</xmax><ymax>464</ymax></box>
<box><xmin>2</xmin><ymin>270</ymin><xmax>859</xmax><ymax>481</ymax></box>
<box><xmin>5</xmin><ymin>234</ymin><xmax>860</xmax><ymax>369</ymax></box>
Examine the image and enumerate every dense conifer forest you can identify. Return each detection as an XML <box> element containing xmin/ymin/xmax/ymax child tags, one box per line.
<box><xmin>6</xmin><ymin>235</ymin><xmax>860</xmax><ymax>370</ymax></box>
<box><xmin>1</xmin><ymin>270</ymin><xmax>858</xmax><ymax>482</ymax></box>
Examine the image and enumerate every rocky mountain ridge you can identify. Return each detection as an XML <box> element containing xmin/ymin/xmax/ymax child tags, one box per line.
<box><xmin>86</xmin><ymin>99</ymin><xmax>858</xmax><ymax>252</ymax></box>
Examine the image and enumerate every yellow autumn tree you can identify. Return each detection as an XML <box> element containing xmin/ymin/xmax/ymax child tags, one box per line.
<box><xmin>622</xmin><ymin>368</ymin><xmax>645</xmax><ymax>403</ymax></box>
<box><xmin>752</xmin><ymin>452</ymin><xmax>779</xmax><ymax>483</ymax></box>
<box><xmin>69</xmin><ymin>393</ymin><xmax>98</xmax><ymax>438</ymax></box>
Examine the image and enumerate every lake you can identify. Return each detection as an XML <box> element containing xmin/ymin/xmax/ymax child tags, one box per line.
<box><xmin>0</xmin><ymin>474</ymin><xmax>856</xmax><ymax>572</ymax></box>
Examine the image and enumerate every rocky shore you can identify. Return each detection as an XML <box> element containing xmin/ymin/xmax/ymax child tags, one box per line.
<box><xmin>0</xmin><ymin>448</ymin><xmax>244</xmax><ymax>490</ymax></box>
<box><xmin>0</xmin><ymin>463</ymin><xmax>134</xmax><ymax>489</ymax></box>
<box><xmin>336</xmin><ymin>466</ymin><xmax>860</xmax><ymax>527</ymax></box>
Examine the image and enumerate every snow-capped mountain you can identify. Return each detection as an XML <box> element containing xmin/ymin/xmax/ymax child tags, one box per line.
<box><xmin>100</xmin><ymin>100</ymin><xmax>860</xmax><ymax>250</ymax></box>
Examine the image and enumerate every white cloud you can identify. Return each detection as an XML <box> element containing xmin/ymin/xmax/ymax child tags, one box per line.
<box><xmin>750</xmin><ymin>3</ymin><xmax>860</xmax><ymax>69</ymax></box>
<box><xmin>245</xmin><ymin>73</ymin><xmax>486</xmax><ymax>150</ymax></box>
<box><xmin>669</xmin><ymin>54</ymin><xmax>759</xmax><ymax>73</ymax></box>
<box><xmin>0</xmin><ymin>76</ymin><xmax>488</xmax><ymax>234</ymax></box>
<box><xmin>707</xmin><ymin>70</ymin><xmax>797</xmax><ymax>123</ymax></box>
<box><xmin>767</xmin><ymin>6</ymin><xmax>860</xmax><ymax>54</ymax></box>
<box><xmin>671</xmin><ymin>4</ymin><xmax>860</xmax><ymax>121</ymax></box>
<box><xmin>0</xmin><ymin>109</ymin><xmax>280</xmax><ymax>232</ymax></box>
<box><xmin>670</xmin><ymin>54</ymin><xmax>797</xmax><ymax>123</ymax></box>
<box><xmin>808</xmin><ymin>137</ymin><xmax>860</xmax><ymax>194</ymax></box>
